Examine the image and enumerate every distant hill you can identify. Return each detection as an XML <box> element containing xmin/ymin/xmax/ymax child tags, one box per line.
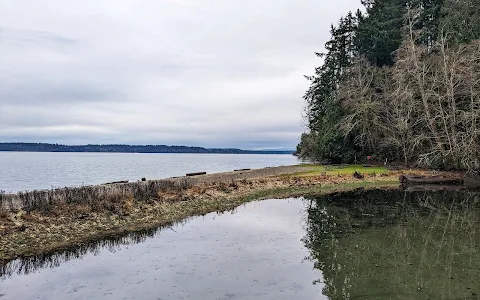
<box><xmin>0</xmin><ymin>143</ymin><xmax>294</xmax><ymax>155</ymax></box>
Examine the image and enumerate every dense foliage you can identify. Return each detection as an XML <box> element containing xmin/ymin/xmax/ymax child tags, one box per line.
<box><xmin>298</xmin><ymin>0</ymin><xmax>480</xmax><ymax>170</ymax></box>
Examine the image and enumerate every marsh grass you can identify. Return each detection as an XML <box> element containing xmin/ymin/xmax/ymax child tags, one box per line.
<box><xmin>0</xmin><ymin>207</ymin><xmax>7</xmax><ymax>220</ymax></box>
<box><xmin>0</xmin><ymin>191</ymin><xmax>13</xmax><ymax>220</ymax></box>
<box><xmin>0</xmin><ymin>178</ymin><xmax>195</xmax><ymax>215</ymax></box>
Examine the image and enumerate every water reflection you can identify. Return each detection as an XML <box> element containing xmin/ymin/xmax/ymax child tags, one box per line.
<box><xmin>0</xmin><ymin>200</ymin><xmax>323</xmax><ymax>300</ymax></box>
<box><xmin>1</xmin><ymin>226</ymin><xmax>161</xmax><ymax>280</ymax></box>
<box><xmin>303</xmin><ymin>189</ymin><xmax>480</xmax><ymax>299</ymax></box>
<box><xmin>0</xmin><ymin>216</ymin><xmax>204</xmax><ymax>280</ymax></box>
<box><xmin>1</xmin><ymin>189</ymin><xmax>480</xmax><ymax>299</ymax></box>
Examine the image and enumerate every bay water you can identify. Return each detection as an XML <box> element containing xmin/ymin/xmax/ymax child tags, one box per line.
<box><xmin>0</xmin><ymin>152</ymin><xmax>298</xmax><ymax>193</ymax></box>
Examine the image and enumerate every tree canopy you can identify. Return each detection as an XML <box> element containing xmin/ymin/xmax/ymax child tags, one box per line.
<box><xmin>298</xmin><ymin>0</ymin><xmax>480</xmax><ymax>170</ymax></box>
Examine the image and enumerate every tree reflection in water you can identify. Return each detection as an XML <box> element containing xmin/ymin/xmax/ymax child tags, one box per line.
<box><xmin>303</xmin><ymin>189</ymin><xmax>480</xmax><ymax>299</ymax></box>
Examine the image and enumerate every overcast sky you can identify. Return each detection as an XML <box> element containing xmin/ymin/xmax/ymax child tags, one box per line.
<box><xmin>0</xmin><ymin>0</ymin><xmax>361</xmax><ymax>149</ymax></box>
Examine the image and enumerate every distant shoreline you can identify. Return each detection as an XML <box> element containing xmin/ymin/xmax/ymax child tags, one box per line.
<box><xmin>0</xmin><ymin>143</ymin><xmax>294</xmax><ymax>155</ymax></box>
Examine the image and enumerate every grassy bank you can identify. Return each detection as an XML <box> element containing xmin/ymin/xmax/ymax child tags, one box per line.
<box><xmin>0</xmin><ymin>165</ymin><xmax>444</xmax><ymax>263</ymax></box>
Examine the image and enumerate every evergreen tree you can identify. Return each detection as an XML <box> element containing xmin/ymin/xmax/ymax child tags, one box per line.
<box><xmin>415</xmin><ymin>0</ymin><xmax>444</xmax><ymax>47</ymax></box>
<box><xmin>356</xmin><ymin>0</ymin><xmax>407</xmax><ymax>66</ymax></box>
<box><xmin>299</xmin><ymin>13</ymin><xmax>361</xmax><ymax>163</ymax></box>
<box><xmin>439</xmin><ymin>0</ymin><xmax>480</xmax><ymax>44</ymax></box>
<box><xmin>299</xmin><ymin>0</ymin><xmax>480</xmax><ymax>169</ymax></box>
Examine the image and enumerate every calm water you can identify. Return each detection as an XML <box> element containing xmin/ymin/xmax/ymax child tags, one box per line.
<box><xmin>1</xmin><ymin>189</ymin><xmax>480</xmax><ymax>299</ymax></box>
<box><xmin>0</xmin><ymin>152</ymin><xmax>299</xmax><ymax>193</ymax></box>
<box><xmin>1</xmin><ymin>199</ymin><xmax>324</xmax><ymax>300</ymax></box>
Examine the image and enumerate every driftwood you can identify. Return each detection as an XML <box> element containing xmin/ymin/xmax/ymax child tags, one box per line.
<box><xmin>234</xmin><ymin>169</ymin><xmax>251</xmax><ymax>172</ymax></box>
<box><xmin>186</xmin><ymin>172</ymin><xmax>207</xmax><ymax>177</ymax></box>
<box><xmin>399</xmin><ymin>175</ymin><xmax>464</xmax><ymax>185</ymax></box>
<box><xmin>103</xmin><ymin>180</ymin><xmax>129</xmax><ymax>185</ymax></box>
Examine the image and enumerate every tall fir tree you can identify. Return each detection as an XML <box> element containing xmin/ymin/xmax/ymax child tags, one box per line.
<box><xmin>356</xmin><ymin>0</ymin><xmax>407</xmax><ymax>66</ymax></box>
<box><xmin>300</xmin><ymin>12</ymin><xmax>362</xmax><ymax>163</ymax></box>
<box><xmin>439</xmin><ymin>0</ymin><xmax>480</xmax><ymax>44</ymax></box>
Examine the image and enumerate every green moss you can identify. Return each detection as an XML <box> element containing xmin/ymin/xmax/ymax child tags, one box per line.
<box><xmin>291</xmin><ymin>164</ymin><xmax>389</xmax><ymax>177</ymax></box>
<box><xmin>240</xmin><ymin>180</ymin><xmax>398</xmax><ymax>202</ymax></box>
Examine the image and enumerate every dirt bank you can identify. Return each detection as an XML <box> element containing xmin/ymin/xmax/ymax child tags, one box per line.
<box><xmin>0</xmin><ymin>165</ymin><xmax>454</xmax><ymax>263</ymax></box>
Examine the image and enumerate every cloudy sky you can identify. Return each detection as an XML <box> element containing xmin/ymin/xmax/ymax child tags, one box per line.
<box><xmin>0</xmin><ymin>0</ymin><xmax>361</xmax><ymax>149</ymax></box>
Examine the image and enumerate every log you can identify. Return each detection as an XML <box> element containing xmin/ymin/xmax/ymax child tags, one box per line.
<box><xmin>103</xmin><ymin>180</ymin><xmax>129</xmax><ymax>185</ymax></box>
<box><xmin>234</xmin><ymin>168</ymin><xmax>251</xmax><ymax>172</ymax></box>
<box><xmin>186</xmin><ymin>172</ymin><xmax>207</xmax><ymax>177</ymax></box>
<box><xmin>399</xmin><ymin>175</ymin><xmax>463</xmax><ymax>185</ymax></box>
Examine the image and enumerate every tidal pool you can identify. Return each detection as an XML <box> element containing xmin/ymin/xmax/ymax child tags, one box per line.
<box><xmin>1</xmin><ymin>189</ymin><xmax>480</xmax><ymax>299</ymax></box>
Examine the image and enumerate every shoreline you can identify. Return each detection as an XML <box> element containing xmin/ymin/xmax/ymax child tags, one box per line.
<box><xmin>0</xmin><ymin>164</ymin><xmax>458</xmax><ymax>263</ymax></box>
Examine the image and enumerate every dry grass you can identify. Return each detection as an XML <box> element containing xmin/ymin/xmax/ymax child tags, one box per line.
<box><xmin>0</xmin><ymin>191</ymin><xmax>10</xmax><ymax>223</ymax></box>
<box><xmin>0</xmin><ymin>207</ymin><xmax>7</xmax><ymax>220</ymax></box>
<box><xmin>1</xmin><ymin>178</ymin><xmax>195</xmax><ymax>216</ymax></box>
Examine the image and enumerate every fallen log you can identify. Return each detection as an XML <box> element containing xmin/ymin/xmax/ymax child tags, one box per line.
<box><xmin>103</xmin><ymin>180</ymin><xmax>129</xmax><ymax>185</ymax></box>
<box><xmin>234</xmin><ymin>168</ymin><xmax>251</xmax><ymax>172</ymax></box>
<box><xmin>186</xmin><ymin>172</ymin><xmax>207</xmax><ymax>177</ymax></box>
<box><xmin>399</xmin><ymin>175</ymin><xmax>463</xmax><ymax>185</ymax></box>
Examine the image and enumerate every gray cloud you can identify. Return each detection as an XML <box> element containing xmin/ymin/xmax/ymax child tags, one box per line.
<box><xmin>0</xmin><ymin>0</ymin><xmax>361</xmax><ymax>149</ymax></box>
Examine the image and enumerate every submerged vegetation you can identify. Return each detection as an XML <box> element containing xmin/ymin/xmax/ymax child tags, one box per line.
<box><xmin>298</xmin><ymin>0</ymin><xmax>480</xmax><ymax>170</ymax></box>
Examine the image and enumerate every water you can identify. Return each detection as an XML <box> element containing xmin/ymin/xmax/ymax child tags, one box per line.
<box><xmin>0</xmin><ymin>152</ymin><xmax>299</xmax><ymax>193</ymax></box>
<box><xmin>0</xmin><ymin>199</ymin><xmax>324</xmax><ymax>300</ymax></box>
<box><xmin>1</xmin><ymin>189</ymin><xmax>480</xmax><ymax>299</ymax></box>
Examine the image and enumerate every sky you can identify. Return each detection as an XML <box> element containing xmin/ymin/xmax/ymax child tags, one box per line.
<box><xmin>0</xmin><ymin>0</ymin><xmax>361</xmax><ymax>149</ymax></box>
